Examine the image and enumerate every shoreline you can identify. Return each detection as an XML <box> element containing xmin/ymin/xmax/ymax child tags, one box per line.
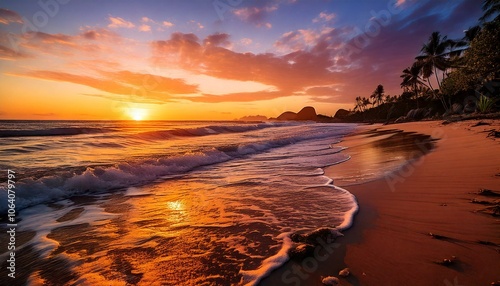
<box><xmin>260</xmin><ymin>119</ymin><xmax>500</xmax><ymax>286</ymax></box>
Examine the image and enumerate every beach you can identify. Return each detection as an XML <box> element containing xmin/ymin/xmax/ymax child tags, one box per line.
<box><xmin>261</xmin><ymin>119</ymin><xmax>500</xmax><ymax>286</ymax></box>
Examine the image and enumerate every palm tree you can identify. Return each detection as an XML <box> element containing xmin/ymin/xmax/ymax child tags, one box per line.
<box><xmin>370</xmin><ymin>84</ymin><xmax>385</xmax><ymax>107</ymax></box>
<box><xmin>354</xmin><ymin>96</ymin><xmax>363</xmax><ymax>112</ymax></box>
<box><xmin>480</xmin><ymin>0</ymin><xmax>500</xmax><ymax>23</ymax></box>
<box><xmin>416</xmin><ymin>31</ymin><xmax>454</xmax><ymax>110</ymax></box>
<box><xmin>416</xmin><ymin>32</ymin><xmax>451</xmax><ymax>90</ymax></box>
<box><xmin>400</xmin><ymin>62</ymin><xmax>424</xmax><ymax>99</ymax></box>
<box><xmin>362</xmin><ymin>97</ymin><xmax>370</xmax><ymax>110</ymax></box>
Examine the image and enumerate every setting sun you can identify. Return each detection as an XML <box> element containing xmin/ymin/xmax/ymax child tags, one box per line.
<box><xmin>128</xmin><ymin>108</ymin><xmax>148</xmax><ymax>121</ymax></box>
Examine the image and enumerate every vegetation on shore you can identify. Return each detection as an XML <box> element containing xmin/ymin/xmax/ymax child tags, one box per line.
<box><xmin>341</xmin><ymin>0</ymin><xmax>499</xmax><ymax>123</ymax></box>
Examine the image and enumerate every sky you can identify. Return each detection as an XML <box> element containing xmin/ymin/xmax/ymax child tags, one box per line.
<box><xmin>0</xmin><ymin>0</ymin><xmax>483</xmax><ymax>120</ymax></box>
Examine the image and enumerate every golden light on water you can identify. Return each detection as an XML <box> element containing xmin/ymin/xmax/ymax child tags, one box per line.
<box><xmin>167</xmin><ymin>200</ymin><xmax>184</xmax><ymax>211</ymax></box>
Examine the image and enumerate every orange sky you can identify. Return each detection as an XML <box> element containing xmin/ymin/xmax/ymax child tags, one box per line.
<box><xmin>0</xmin><ymin>1</ymin><xmax>482</xmax><ymax>120</ymax></box>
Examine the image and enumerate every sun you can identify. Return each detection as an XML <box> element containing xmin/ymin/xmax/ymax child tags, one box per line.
<box><xmin>128</xmin><ymin>108</ymin><xmax>148</xmax><ymax>121</ymax></box>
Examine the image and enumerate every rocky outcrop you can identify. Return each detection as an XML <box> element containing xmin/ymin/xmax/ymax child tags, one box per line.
<box><xmin>394</xmin><ymin>108</ymin><xmax>431</xmax><ymax>123</ymax></box>
<box><xmin>277</xmin><ymin>111</ymin><xmax>297</xmax><ymax>120</ymax></box>
<box><xmin>238</xmin><ymin>115</ymin><xmax>268</xmax><ymax>121</ymax></box>
<box><xmin>288</xmin><ymin>227</ymin><xmax>343</xmax><ymax>260</ymax></box>
<box><xmin>296</xmin><ymin>106</ymin><xmax>317</xmax><ymax>120</ymax></box>
<box><xmin>333</xmin><ymin>109</ymin><xmax>350</xmax><ymax>119</ymax></box>
<box><xmin>276</xmin><ymin>106</ymin><xmax>319</xmax><ymax>121</ymax></box>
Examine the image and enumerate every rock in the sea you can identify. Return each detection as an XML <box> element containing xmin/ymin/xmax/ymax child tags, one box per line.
<box><xmin>321</xmin><ymin>276</ymin><xmax>340</xmax><ymax>285</ymax></box>
<box><xmin>291</xmin><ymin>227</ymin><xmax>343</xmax><ymax>245</ymax></box>
<box><xmin>238</xmin><ymin>115</ymin><xmax>268</xmax><ymax>121</ymax></box>
<box><xmin>338</xmin><ymin>268</ymin><xmax>350</xmax><ymax>277</ymax></box>
<box><xmin>296</xmin><ymin>106</ymin><xmax>318</xmax><ymax>120</ymax></box>
<box><xmin>288</xmin><ymin>243</ymin><xmax>315</xmax><ymax>260</ymax></box>
<box><xmin>277</xmin><ymin>111</ymin><xmax>297</xmax><ymax>120</ymax></box>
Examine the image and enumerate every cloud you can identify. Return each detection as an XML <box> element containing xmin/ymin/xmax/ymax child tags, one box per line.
<box><xmin>233</xmin><ymin>2</ymin><xmax>278</xmax><ymax>27</ymax></box>
<box><xmin>0</xmin><ymin>45</ymin><xmax>28</xmax><ymax>60</ymax></box>
<box><xmin>395</xmin><ymin>0</ymin><xmax>407</xmax><ymax>7</ymax></box>
<box><xmin>0</xmin><ymin>8</ymin><xmax>23</xmax><ymax>25</ymax></box>
<box><xmin>188</xmin><ymin>20</ymin><xmax>204</xmax><ymax>29</ymax></box>
<box><xmin>9</xmin><ymin>69</ymin><xmax>199</xmax><ymax>103</ymax></box>
<box><xmin>80</xmin><ymin>28</ymin><xmax>120</xmax><ymax>41</ymax></box>
<box><xmin>274</xmin><ymin>27</ymin><xmax>341</xmax><ymax>54</ymax></box>
<box><xmin>192</xmin><ymin>91</ymin><xmax>289</xmax><ymax>103</ymax></box>
<box><xmin>162</xmin><ymin>21</ymin><xmax>174</xmax><ymax>27</ymax></box>
<box><xmin>151</xmin><ymin>32</ymin><xmax>339</xmax><ymax>102</ymax></box>
<box><xmin>24</xmin><ymin>32</ymin><xmax>75</xmax><ymax>46</ymax></box>
<box><xmin>203</xmin><ymin>33</ymin><xmax>230</xmax><ymax>47</ymax></box>
<box><xmin>139</xmin><ymin>24</ymin><xmax>151</xmax><ymax>32</ymax></box>
<box><xmin>313</xmin><ymin>12</ymin><xmax>336</xmax><ymax>23</ymax></box>
<box><xmin>240</xmin><ymin>38</ymin><xmax>253</xmax><ymax>46</ymax></box>
<box><xmin>107</xmin><ymin>16</ymin><xmax>135</xmax><ymax>28</ymax></box>
<box><xmin>101</xmin><ymin>70</ymin><xmax>199</xmax><ymax>94</ymax></box>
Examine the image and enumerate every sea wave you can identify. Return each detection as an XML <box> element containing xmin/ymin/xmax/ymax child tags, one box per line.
<box><xmin>0</xmin><ymin>125</ymin><xmax>351</xmax><ymax>213</ymax></box>
<box><xmin>0</xmin><ymin>127</ymin><xmax>115</xmax><ymax>138</ymax></box>
<box><xmin>133</xmin><ymin>122</ymin><xmax>294</xmax><ymax>140</ymax></box>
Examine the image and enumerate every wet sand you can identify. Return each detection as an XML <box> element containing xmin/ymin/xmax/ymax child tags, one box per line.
<box><xmin>261</xmin><ymin>119</ymin><xmax>500</xmax><ymax>286</ymax></box>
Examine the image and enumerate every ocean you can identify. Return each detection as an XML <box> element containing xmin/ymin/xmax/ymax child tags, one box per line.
<box><xmin>0</xmin><ymin>120</ymin><xmax>431</xmax><ymax>285</ymax></box>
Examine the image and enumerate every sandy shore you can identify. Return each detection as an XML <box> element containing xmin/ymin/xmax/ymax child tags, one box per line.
<box><xmin>261</xmin><ymin>119</ymin><xmax>500</xmax><ymax>286</ymax></box>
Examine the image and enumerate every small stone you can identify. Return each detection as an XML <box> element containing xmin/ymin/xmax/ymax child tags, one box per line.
<box><xmin>338</xmin><ymin>268</ymin><xmax>350</xmax><ymax>277</ymax></box>
<box><xmin>321</xmin><ymin>276</ymin><xmax>340</xmax><ymax>285</ymax></box>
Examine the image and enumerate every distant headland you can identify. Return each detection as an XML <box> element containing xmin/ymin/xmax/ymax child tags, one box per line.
<box><xmin>239</xmin><ymin>106</ymin><xmax>341</xmax><ymax>122</ymax></box>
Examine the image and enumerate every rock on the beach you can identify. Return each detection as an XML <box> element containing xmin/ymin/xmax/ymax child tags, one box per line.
<box><xmin>463</xmin><ymin>99</ymin><xmax>476</xmax><ymax>113</ymax></box>
<box><xmin>322</xmin><ymin>276</ymin><xmax>340</xmax><ymax>285</ymax></box>
<box><xmin>451</xmin><ymin>103</ymin><xmax>463</xmax><ymax>115</ymax></box>
<box><xmin>288</xmin><ymin>243</ymin><xmax>315</xmax><ymax>260</ymax></box>
<box><xmin>291</xmin><ymin>227</ymin><xmax>343</xmax><ymax>244</ymax></box>
<box><xmin>338</xmin><ymin>268</ymin><xmax>350</xmax><ymax>277</ymax></box>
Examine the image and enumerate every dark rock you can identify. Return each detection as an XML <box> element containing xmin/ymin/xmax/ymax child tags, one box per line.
<box><xmin>395</xmin><ymin>116</ymin><xmax>406</xmax><ymax>123</ymax></box>
<box><xmin>451</xmin><ymin>103</ymin><xmax>463</xmax><ymax>115</ymax></box>
<box><xmin>291</xmin><ymin>227</ymin><xmax>342</xmax><ymax>245</ymax></box>
<box><xmin>288</xmin><ymin>243</ymin><xmax>315</xmax><ymax>260</ymax></box>
<box><xmin>464</xmin><ymin>99</ymin><xmax>477</xmax><ymax>113</ymax></box>
<box><xmin>239</xmin><ymin>115</ymin><xmax>268</xmax><ymax>121</ymax></box>
<box><xmin>405</xmin><ymin>108</ymin><xmax>426</xmax><ymax>121</ymax></box>
<box><xmin>334</xmin><ymin>109</ymin><xmax>350</xmax><ymax>119</ymax></box>
<box><xmin>277</xmin><ymin>111</ymin><xmax>297</xmax><ymax>120</ymax></box>
<box><xmin>296</xmin><ymin>106</ymin><xmax>317</xmax><ymax>120</ymax></box>
<box><xmin>304</xmin><ymin>227</ymin><xmax>342</xmax><ymax>244</ymax></box>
